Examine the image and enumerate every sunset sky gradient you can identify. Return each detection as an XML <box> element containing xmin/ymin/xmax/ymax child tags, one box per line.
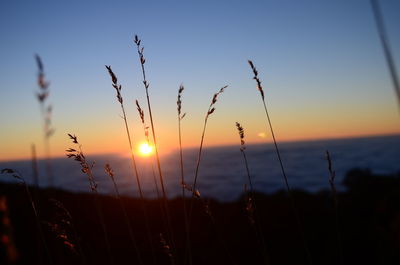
<box><xmin>0</xmin><ymin>0</ymin><xmax>399</xmax><ymax>161</ymax></box>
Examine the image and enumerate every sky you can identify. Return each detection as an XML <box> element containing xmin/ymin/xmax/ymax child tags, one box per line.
<box><xmin>0</xmin><ymin>0</ymin><xmax>399</xmax><ymax>161</ymax></box>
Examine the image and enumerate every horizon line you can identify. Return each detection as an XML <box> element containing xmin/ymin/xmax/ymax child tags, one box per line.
<box><xmin>1</xmin><ymin>132</ymin><xmax>399</xmax><ymax>163</ymax></box>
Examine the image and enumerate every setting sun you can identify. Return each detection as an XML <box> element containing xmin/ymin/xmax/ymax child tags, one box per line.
<box><xmin>138</xmin><ymin>142</ymin><xmax>153</xmax><ymax>157</ymax></box>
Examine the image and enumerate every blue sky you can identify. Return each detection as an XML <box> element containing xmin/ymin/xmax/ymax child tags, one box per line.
<box><xmin>0</xmin><ymin>0</ymin><xmax>399</xmax><ymax>160</ymax></box>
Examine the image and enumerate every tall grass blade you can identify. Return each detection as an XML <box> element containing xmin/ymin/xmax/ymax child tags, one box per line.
<box><xmin>1</xmin><ymin>169</ymin><xmax>53</xmax><ymax>265</ymax></box>
<box><xmin>66</xmin><ymin>134</ymin><xmax>114</xmax><ymax>265</ymax></box>
<box><xmin>35</xmin><ymin>54</ymin><xmax>55</xmax><ymax>187</ymax></box>
<box><xmin>236</xmin><ymin>122</ymin><xmax>269</xmax><ymax>264</ymax></box>
<box><xmin>248</xmin><ymin>60</ymin><xmax>313</xmax><ymax>265</ymax></box>
<box><xmin>370</xmin><ymin>0</ymin><xmax>400</xmax><ymax>112</ymax></box>
<box><xmin>105</xmin><ymin>163</ymin><xmax>144</xmax><ymax>265</ymax></box>
<box><xmin>326</xmin><ymin>151</ymin><xmax>344</xmax><ymax>265</ymax></box>
<box><xmin>133</xmin><ymin>35</ymin><xmax>176</xmax><ymax>264</ymax></box>
<box><xmin>176</xmin><ymin>85</ymin><xmax>192</xmax><ymax>265</ymax></box>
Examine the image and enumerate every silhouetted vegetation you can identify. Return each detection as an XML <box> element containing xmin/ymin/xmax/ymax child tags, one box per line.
<box><xmin>1</xmin><ymin>169</ymin><xmax>400</xmax><ymax>265</ymax></box>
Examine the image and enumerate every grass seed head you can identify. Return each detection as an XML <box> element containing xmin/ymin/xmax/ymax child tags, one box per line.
<box><xmin>236</xmin><ymin>122</ymin><xmax>246</xmax><ymax>150</ymax></box>
<box><xmin>206</xmin><ymin>85</ymin><xmax>227</xmax><ymax>118</ymax></box>
<box><xmin>177</xmin><ymin>84</ymin><xmax>185</xmax><ymax>119</ymax></box>
<box><xmin>46</xmin><ymin>199</ymin><xmax>77</xmax><ymax>254</ymax></box>
<box><xmin>68</xmin><ymin>133</ymin><xmax>78</xmax><ymax>144</ymax></box>
<box><xmin>105</xmin><ymin>65</ymin><xmax>123</xmax><ymax>104</ymax></box>
<box><xmin>136</xmin><ymin>100</ymin><xmax>145</xmax><ymax>125</ymax></box>
<box><xmin>66</xmin><ymin>134</ymin><xmax>97</xmax><ymax>192</ymax></box>
<box><xmin>1</xmin><ymin>169</ymin><xmax>24</xmax><ymax>182</ymax></box>
<box><xmin>325</xmin><ymin>150</ymin><xmax>337</xmax><ymax>192</ymax></box>
<box><xmin>35</xmin><ymin>54</ymin><xmax>49</xmax><ymax>90</ymax></box>
<box><xmin>243</xmin><ymin>184</ymin><xmax>255</xmax><ymax>225</ymax></box>
<box><xmin>159</xmin><ymin>233</ymin><xmax>173</xmax><ymax>258</ymax></box>
<box><xmin>248</xmin><ymin>60</ymin><xmax>264</xmax><ymax>100</ymax></box>
<box><xmin>104</xmin><ymin>163</ymin><xmax>114</xmax><ymax>179</ymax></box>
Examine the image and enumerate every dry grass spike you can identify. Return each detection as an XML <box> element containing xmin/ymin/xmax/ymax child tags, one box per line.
<box><xmin>66</xmin><ymin>134</ymin><xmax>97</xmax><ymax>192</ymax></box>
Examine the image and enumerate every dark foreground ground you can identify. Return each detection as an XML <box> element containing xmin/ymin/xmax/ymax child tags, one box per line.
<box><xmin>1</xmin><ymin>168</ymin><xmax>400</xmax><ymax>265</ymax></box>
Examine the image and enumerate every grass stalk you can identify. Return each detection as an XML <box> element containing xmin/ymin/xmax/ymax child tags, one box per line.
<box><xmin>35</xmin><ymin>55</ymin><xmax>54</xmax><ymax>187</ymax></box>
<box><xmin>184</xmin><ymin>186</ymin><xmax>237</xmax><ymax>265</ymax></box>
<box><xmin>47</xmin><ymin>198</ymin><xmax>87</xmax><ymax>265</ymax></box>
<box><xmin>235</xmin><ymin>122</ymin><xmax>269</xmax><ymax>264</ymax></box>
<box><xmin>104</xmin><ymin>67</ymin><xmax>158</xmax><ymax>265</ymax></box>
<box><xmin>105</xmin><ymin>163</ymin><xmax>144</xmax><ymax>265</ymax></box>
<box><xmin>135</xmin><ymin>100</ymin><xmax>161</xmax><ymax>200</ymax></box>
<box><xmin>205</xmin><ymin>203</ymin><xmax>237</xmax><ymax>265</ymax></box>
<box><xmin>133</xmin><ymin>35</ymin><xmax>177</xmax><ymax>263</ymax></box>
<box><xmin>66</xmin><ymin>134</ymin><xmax>114</xmax><ymax>265</ymax></box>
<box><xmin>185</xmin><ymin>85</ymin><xmax>228</xmax><ymax>263</ymax></box>
<box><xmin>105</xmin><ymin>66</ymin><xmax>145</xmax><ymax>199</ymax></box>
<box><xmin>326</xmin><ymin>151</ymin><xmax>344</xmax><ymax>265</ymax></box>
<box><xmin>133</xmin><ymin>35</ymin><xmax>168</xmax><ymax>201</ymax></box>
<box><xmin>370</xmin><ymin>0</ymin><xmax>400</xmax><ymax>112</ymax></box>
<box><xmin>177</xmin><ymin>85</ymin><xmax>192</xmax><ymax>265</ymax></box>
<box><xmin>248</xmin><ymin>60</ymin><xmax>313</xmax><ymax>265</ymax></box>
<box><xmin>31</xmin><ymin>144</ymin><xmax>39</xmax><ymax>187</ymax></box>
<box><xmin>188</xmin><ymin>85</ymin><xmax>227</xmax><ymax>220</ymax></box>
<box><xmin>1</xmin><ymin>169</ymin><xmax>53</xmax><ymax>265</ymax></box>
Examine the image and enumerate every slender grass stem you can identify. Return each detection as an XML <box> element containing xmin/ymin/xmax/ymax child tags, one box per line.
<box><xmin>248</xmin><ymin>60</ymin><xmax>313</xmax><ymax>265</ymax></box>
<box><xmin>106</xmin><ymin>164</ymin><xmax>144</xmax><ymax>265</ymax></box>
<box><xmin>1</xmin><ymin>169</ymin><xmax>53</xmax><ymax>265</ymax></box>
<box><xmin>177</xmin><ymin>85</ymin><xmax>192</xmax><ymax>265</ymax></box>
<box><xmin>236</xmin><ymin>122</ymin><xmax>269</xmax><ymax>264</ymax></box>
<box><xmin>134</xmin><ymin>35</ymin><xmax>176</xmax><ymax>264</ymax></box>
<box><xmin>31</xmin><ymin>144</ymin><xmax>39</xmax><ymax>187</ymax></box>
<box><xmin>42</xmin><ymin>108</ymin><xmax>53</xmax><ymax>187</ymax></box>
<box><xmin>120</xmin><ymin>103</ymin><xmax>145</xmax><ymax>198</ymax></box>
<box><xmin>35</xmin><ymin>55</ymin><xmax>54</xmax><ymax>187</ymax></box>
<box><xmin>205</xmin><ymin>206</ymin><xmax>237</xmax><ymax>265</ymax></box>
<box><xmin>326</xmin><ymin>151</ymin><xmax>344</xmax><ymax>265</ymax></box>
<box><xmin>262</xmin><ymin>83</ymin><xmax>313</xmax><ymax>265</ymax></box>
<box><xmin>135</xmin><ymin>100</ymin><xmax>161</xmax><ymax>200</ymax></box>
<box><xmin>188</xmin><ymin>86</ymin><xmax>226</xmax><ymax>221</ymax></box>
<box><xmin>370</xmin><ymin>0</ymin><xmax>400</xmax><ymax>112</ymax></box>
<box><xmin>105</xmin><ymin>66</ymin><xmax>157</xmax><ymax>265</ymax></box>
<box><xmin>24</xmin><ymin>183</ymin><xmax>53</xmax><ymax>265</ymax></box>
<box><xmin>92</xmin><ymin>194</ymin><xmax>113</xmax><ymax>265</ymax></box>
<box><xmin>191</xmin><ymin>118</ymin><xmax>208</xmax><ymax>201</ymax></box>
<box><xmin>66</xmin><ymin>135</ymin><xmax>114</xmax><ymax>265</ymax></box>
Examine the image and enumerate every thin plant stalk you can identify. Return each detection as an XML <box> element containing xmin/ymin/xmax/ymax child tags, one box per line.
<box><xmin>176</xmin><ymin>85</ymin><xmax>192</xmax><ymax>265</ymax></box>
<box><xmin>370</xmin><ymin>0</ymin><xmax>400</xmax><ymax>112</ymax></box>
<box><xmin>35</xmin><ymin>55</ymin><xmax>54</xmax><ymax>186</ymax></box>
<box><xmin>133</xmin><ymin>36</ymin><xmax>168</xmax><ymax>200</ymax></box>
<box><xmin>136</xmin><ymin>99</ymin><xmax>178</xmax><ymax>265</ymax></box>
<box><xmin>66</xmin><ymin>134</ymin><xmax>114</xmax><ymax>265</ymax></box>
<box><xmin>235</xmin><ymin>122</ymin><xmax>269</xmax><ymax>265</ymax></box>
<box><xmin>105</xmin><ymin>66</ymin><xmax>145</xmax><ymax>199</ymax></box>
<box><xmin>188</xmin><ymin>85</ymin><xmax>227</xmax><ymax>220</ymax></box>
<box><xmin>159</xmin><ymin>233</ymin><xmax>175</xmax><ymax>265</ymax></box>
<box><xmin>104</xmin><ymin>67</ymin><xmax>157</xmax><ymax>265</ymax></box>
<box><xmin>184</xmin><ymin>186</ymin><xmax>237</xmax><ymax>265</ymax></box>
<box><xmin>135</xmin><ymin>100</ymin><xmax>161</xmax><ymax>200</ymax></box>
<box><xmin>206</xmin><ymin>208</ymin><xmax>237</xmax><ymax>265</ymax></box>
<box><xmin>105</xmin><ymin>164</ymin><xmax>144</xmax><ymax>265</ymax></box>
<box><xmin>47</xmin><ymin>199</ymin><xmax>87</xmax><ymax>265</ymax></box>
<box><xmin>326</xmin><ymin>151</ymin><xmax>344</xmax><ymax>265</ymax></box>
<box><xmin>1</xmin><ymin>169</ymin><xmax>53</xmax><ymax>265</ymax></box>
<box><xmin>30</xmin><ymin>143</ymin><xmax>43</xmax><ymax>263</ymax></box>
<box><xmin>248</xmin><ymin>60</ymin><xmax>313</xmax><ymax>265</ymax></box>
<box><xmin>133</xmin><ymin>35</ymin><xmax>176</xmax><ymax>263</ymax></box>
<box><xmin>185</xmin><ymin>85</ymin><xmax>227</xmax><ymax>263</ymax></box>
<box><xmin>31</xmin><ymin>144</ymin><xmax>39</xmax><ymax>187</ymax></box>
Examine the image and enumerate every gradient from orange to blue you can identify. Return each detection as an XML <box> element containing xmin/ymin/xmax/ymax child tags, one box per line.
<box><xmin>0</xmin><ymin>0</ymin><xmax>399</xmax><ymax>161</ymax></box>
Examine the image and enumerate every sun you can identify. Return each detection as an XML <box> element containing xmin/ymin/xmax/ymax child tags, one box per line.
<box><xmin>138</xmin><ymin>142</ymin><xmax>153</xmax><ymax>157</ymax></box>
